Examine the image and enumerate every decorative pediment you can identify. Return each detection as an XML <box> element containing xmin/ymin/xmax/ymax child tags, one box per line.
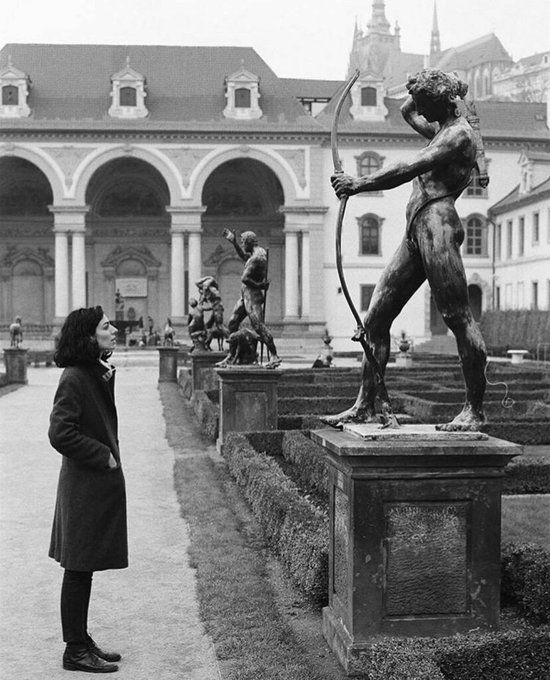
<box><xmin>0</xmin><ymin>56</ymin><xmax>32</xmax><ymax>118</ymax></box>
<box><xmin>101</xmin><ymin>245</ymin><xmax>161</xmax><ymax>269</ymax></box>
<box><xmin>109</xmin><ymin>57</ymin><xmax>148</xmax><ymax>119</ymax></box>
<box><xmin>223</xmin><ymin>62</ymin><xmax>262</xmax><ymax>120</ymax></box>
<box><xmin>1</xmin><ymin>246</ymin><xmax>55</xmax><ymax>271</ymax></box>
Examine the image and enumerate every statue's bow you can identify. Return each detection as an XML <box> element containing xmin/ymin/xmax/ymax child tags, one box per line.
<box><xmin>330</xmin><ymin>70</ymin><xmax>399</xmax><ymax>428</ymax></box>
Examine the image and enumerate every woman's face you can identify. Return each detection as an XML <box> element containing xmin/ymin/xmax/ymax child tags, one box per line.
<box><xmin>94</xmin><ymin>314</ymin><xmax>118</xmax><ymax>353</ymax></box>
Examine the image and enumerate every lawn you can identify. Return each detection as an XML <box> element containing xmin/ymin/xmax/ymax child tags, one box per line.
<box><xmin>502</xmin><ymin>494</ymin><xmax>550</xmax><ymax>549</ymax></box>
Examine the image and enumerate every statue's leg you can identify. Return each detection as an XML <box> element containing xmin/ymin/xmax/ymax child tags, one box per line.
<box><xmin>227</xmin><ymin>299</ymin><xmax>247</xmax><ymax>334</ymax></box>
<box><xmin>418</xmin><ymin>212</ymin><xmax>487</xmax><ymax>431</ymax></box>
<box><xmin>247</xmin><ymin>298</ymin><xmax>281</xmax><ymax>368</ymax></box>
<box><xmin>322</xmin><ymin>238</ymin><xmax>425</xmax><ymax>426</ymax></box>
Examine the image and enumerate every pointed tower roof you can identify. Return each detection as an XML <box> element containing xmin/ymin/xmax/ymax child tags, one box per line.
<box><xmin>367</xmin><ymin>0</ymin><xmax>391</xmax><ymax>35</ymax></box>
<box><xmin>430</xmin><ymin>1</ymin><xmax>441</xmax><ymax>55</ymax></box>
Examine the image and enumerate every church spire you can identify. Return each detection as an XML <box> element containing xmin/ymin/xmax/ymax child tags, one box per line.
<box><xmin>367</xmin><ymin>0</ymin><xmax>391</xmax><ymax>35</ymax></box>
<box><xmin>430</xmin><ymin>1</ymin><xmax>441</xmax><ymax>55</ymax></box>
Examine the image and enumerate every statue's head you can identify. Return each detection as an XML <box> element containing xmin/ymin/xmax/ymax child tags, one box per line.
<box><xmin>406</xmin><ymin>69</ymin><xmax>468</xmax><ymax>121</ymax></box>
<box><xmin>240</xmin><ymin>231</ymin><xmax>258</xmax><ymax>253</ymax></box>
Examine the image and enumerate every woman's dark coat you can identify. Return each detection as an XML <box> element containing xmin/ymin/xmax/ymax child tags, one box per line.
<box><xmin>48</xmin><ymin>363</ymin><xmax>128</xmax><ymax>571</ymax></box>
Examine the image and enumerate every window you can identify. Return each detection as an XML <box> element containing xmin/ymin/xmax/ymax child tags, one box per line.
<box><xmin>505</xmin><ymin>283</ymin><xmax>512</xmax><ymax>309</ymax></box>
<box><xmin>361</xmin><ymin>87</ymin><xmax>377</xmax><ymax>106</ymax></box>
<box><xmin>506</xmin><ymin>220</ymin><xmax>513</xmax><ymax>258</ymax></box>
<box><xmin>532</xmin><ymin>281</ymin><xmax>539</xmax><ymax>310</ymax></box>
<box><xmin>360</xmin><ymin>284</ymin><xmax>375</xmax><ymax>312</ymax></box>
<box><xmin>517</xmin><ymin>282</ymin><xmax>524</xmax><ymax>309</ymax></box>
<box><xmin>119</xmin><ymin>87</ymin><xmax>137</xmax><ymax>106</ymax></box>
<box><xmin>465</xmin><ymin>216</ymin><xmax>486</xmax><ymax>256</ymax></box>
<box><xmin>359</xmin><ymin>216</ymin><xmax>380</xmax><ymax>255</ymax></box>
<box><xmin>519</xmin><ymin>217</ymin><xmax>525</xmax><ymax>256</ymax></box>
<box><xmin>533</xmin><ymin>212</ymin><xmax>540</xmax><ymax>244</ymax></box>
<box><xmin>466</xmin><ymin>167</ymin><xmax>488</xmax><ymax>197</ymax></box>
<box><xmin>235</xmin><ymin>88</ymin><xmax>251</xmax><ymax>108</ymax></box>
<box><xmin>495</xmin><ymin>223</ymin><xmax>502</xmax><ymax>261</ymax></box>
<box><xmin>495</xmin><ymin>286</ymin><xmax>501</xmax><ymax>310</ymax></box>
<box><xmin>2</xmin><ymin>85</ymin><xmax>18</xmax><ymax>105</ymax></box>
<box><xmin>358</xmin><ymin>153</ymin><xmax>381</xmax><ymax>176</ymax></box>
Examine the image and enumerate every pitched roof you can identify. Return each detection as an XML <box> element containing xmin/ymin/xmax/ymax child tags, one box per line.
<box><xmin>279</xmin><ymin>78</ymin><xmax>342</xmax><ymax>100</ymax></box>
<box><xmin>434</xmin><ymin>33</ymin><xmax>512</xmax><ymax>71</ymax></box>
<box><xmin>489</xmin><ymin>176</ymin><xmax>550</xmax><ymax>215</ymax></box>
<box><xmin>0</xmin><ymin>43</ymin><xmax>322</xmax><ymax>131</ymax></box>
<box><xmin>516</xmin><ymin>52</ymin><xmax>550</xmax><ymax>69</ymax></box>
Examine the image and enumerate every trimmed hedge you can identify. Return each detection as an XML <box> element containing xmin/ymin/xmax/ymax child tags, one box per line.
<box><xmin>503</xmin><ymin>455</ymin><xmax>550</xmax><ymax>494</ymax></box>
<box><xmin>502</xmin><ymin>543</ymin><xmax>550</xmax><ymax>624</ymax></box>
<box><xmin>223</xmin><ymin>432</ymin><xmax>328</xmax><ymax>604</ymax></box>
<box><xmin>480</xmin><ymin>309</ymin><xmax>550</xmax><ymax>355</ymax></box>
<box><xmin>281</xmin><ymin>431</ymin><xmax>330</xmax><ymax>499</ymax></box>
<box><xmin>190</xmin><ymin>390</ymin><xmax>219</xmax><ymax>441</ymax></box>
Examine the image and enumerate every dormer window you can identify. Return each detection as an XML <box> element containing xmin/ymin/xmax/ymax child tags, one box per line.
<box><xmin>361</xmin><ymin>87</ymin><xmax>377</xmax><ymax>106</ymax></box>
<box><xmin>119</xmin><ymin>87</ymin><xmax>137</xmax><ymax>107</ymax></box>
<box><xmin>109</xmin><ymin>57</ymin><xmax>147</xmax><ymax>119</ymax></box>
<box><xmin>223</xmin><ymin>63</ymin><xmax>262</xmax><ymax>120</ymax></box>
<box><xmin>0</xmin><ymin>56</ymin><xmax>31</xmax><ymax>118</ymax></box>
<box><xmin>350</xmin><ymin>75</ymin><xmax>387</xmax><ymax>122</ymax></box>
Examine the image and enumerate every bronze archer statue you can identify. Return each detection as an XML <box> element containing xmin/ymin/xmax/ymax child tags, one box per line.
<box><xmin>326</xmin><ymin>68</ymin><xmax>488</xmax><ymax>432</ymax></box>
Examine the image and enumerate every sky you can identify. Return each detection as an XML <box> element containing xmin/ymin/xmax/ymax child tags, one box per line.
<box><xmin>1</xmin><ymin>0</ymin><xmax>549</xmax><ymax>81</ymax></box>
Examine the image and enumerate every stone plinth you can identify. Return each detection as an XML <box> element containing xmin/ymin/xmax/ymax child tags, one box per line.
<box><xmin>191</xmin><ymin>351</ymin><xmax>227</xmax><ymax>392</ymax></box>
<box><xmin>216</xmin><ymin>368</ymin><xmax>281</xmax><ymax>453</ymax></box>
<box><xmin>395</xmin><ymin>353</ymin><xmax>412</xmax><ymax>368</ymax></box>
<box><xmin>3</xmin><ymin>348</ymin><xmax>29</xmax><ymax>384</ymax></box>
<box><xmin>310</xmin><ymin>425</ymin><xmax>521</xmax><ymax>676</ymax></box>
<box><xmin>158</xmin><ymin>346</ymin><xmax>180</xmax><ymax>382</ymax></box>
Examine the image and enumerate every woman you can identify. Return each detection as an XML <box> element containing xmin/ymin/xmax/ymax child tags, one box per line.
<box><xmin>49</xmin><ymin>306</ymin><xmax>127</xmax><ymax>673</ymax></box>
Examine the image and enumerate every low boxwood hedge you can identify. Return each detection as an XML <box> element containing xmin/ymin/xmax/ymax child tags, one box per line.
<box><xmin>223</xmin><ymin>432</ymin><xmax>328</xmax><ymax>604</ymax></box>
<box><xmin>503</xmin><ymin>455</ymin><xmax>550</xmax><ymax>494</ymax></box>
<box><xmin>502</xmin><ymin>542</ymin><xmax>550</xmax><ymax>624</ymax></box>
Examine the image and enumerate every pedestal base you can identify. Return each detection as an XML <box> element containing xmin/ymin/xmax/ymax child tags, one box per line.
<box><xmin>3</xmin><ymin>348</ymin><xmax>28</xmax><ymax>384</ymax></box>
<box><xmin>216</xmin><ymin>367</ymin><xmax>281</xmax><ymax>453</ymax></box>
<box><xmin>157</xmin><ymin>346</ymin><xmax>179</xmax><ymax>382</ymax></box>
<box><xmin>190</xmin><ymin>351</ymin><xmax>227</xmax><ymax>392</ymax></box>
<box><xmin>310</xmin><ymin>427</ymin><xmax>521</xmax><ymax>673</ymax></box>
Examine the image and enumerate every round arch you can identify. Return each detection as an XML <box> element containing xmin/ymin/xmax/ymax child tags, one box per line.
<box><xmin>0</xmin><ymin>149</ymin><xmax>64</xmax><ymax>203</ymax></box>
<box><xmin>72</xmin><ymin>146</ymin><xmax>181</xmax><ymax>205</ymax></box>
<box><xmin>189</xmin><ymin>146</ymin><xmax>298</xmax><ymax>205</ymax></box>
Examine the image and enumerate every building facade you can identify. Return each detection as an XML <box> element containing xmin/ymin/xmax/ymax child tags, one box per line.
<box><xmin>1</xmin><ymin>2</ymin><xmax>549</xmax><ymax>351</ymax></box>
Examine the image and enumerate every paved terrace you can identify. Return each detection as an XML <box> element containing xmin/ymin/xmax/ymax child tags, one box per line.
<box><xmin>0</xmin><ymin>360</ymin><xmax>221</xmax><ymax>680</ymax></box>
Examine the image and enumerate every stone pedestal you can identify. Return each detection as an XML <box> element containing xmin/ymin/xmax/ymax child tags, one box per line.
<box><xmin>309</xmin><ymin>424</ymin><xmax>521</xmax><ymax>676</ymax></box>
<box><xmin>216</xmin><ymin>368</ymin><xmax>281</xmax><ymax>453</ymax></box>
<box><xmin>3</xmin><ymin>348</ymin><xmax>29</xmax><ymax>384</ymax></box>
<box><xmin>158</xmin><ymin>346</ymin><xmax>180</xmax><ymax>382</ymax></box>
<box><xmin>395</xmin><ymin>352</ymin><xmax>412</xmax><ymax>368</ymax></box>
<box><xmin>191</xmin><ymin>351</ymin><xmax>227</xmax><ymax>392</ymax></box>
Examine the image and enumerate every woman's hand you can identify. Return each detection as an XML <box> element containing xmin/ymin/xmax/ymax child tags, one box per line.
<box><xmin>108</xmin><ymin>452</ymin><xmax>118</xmax><ymax>469</ymax></box>
<box><xmin>331</xmin><ymin>173</ymin><xmax>358</xmax><ymax>198</ymax></box>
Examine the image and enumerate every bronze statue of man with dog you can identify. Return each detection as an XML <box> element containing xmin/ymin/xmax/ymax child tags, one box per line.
<box><xmin>327</xmin><ymin>69</ymin><xmax>488</xmax><ymax>432</ymax></box>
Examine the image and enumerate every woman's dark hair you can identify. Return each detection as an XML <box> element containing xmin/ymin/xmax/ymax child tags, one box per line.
<box><xmin>54</xmin><ymin>306</ymin><xmax>110</xmax><ymax>367</ymax></box>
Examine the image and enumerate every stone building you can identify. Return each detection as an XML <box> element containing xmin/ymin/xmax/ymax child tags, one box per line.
<box><xmin>1</xmin><ymin>1</ymin><xmax>549</xmax><ymax>351</ymax></box>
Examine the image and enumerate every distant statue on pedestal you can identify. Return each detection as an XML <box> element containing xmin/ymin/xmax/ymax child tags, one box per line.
<box><xmin>9</xmin><ymin>316</ymin><xmax>23</xmax><ymax>347</ymax></box>
<box><xmin>163</xmin><ymin>318</ymin><xmax>175</xmax><ymax>346</ymax></box>
<box><xmin>187</xmin><ymin>298</ymin><xmax>207</xmax><ymax>352</ymax></box>
<box><xmin>115</xmin><ymin>289</ymin><xmax>125</xmax><ymax>321</ymax></box>
<box><xmin>217</xmin><ymin>229</ymin><xmax>281</xmax><ymax>369</ymax></box>
<box><xmin>196</xmin><ymin>276</ymin><xmax>229</xmax><ymax>351</ymax></box>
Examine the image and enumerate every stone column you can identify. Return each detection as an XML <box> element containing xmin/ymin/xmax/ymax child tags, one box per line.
<box><xmin>188</xmin><ymin>230</ymin><xmax>202</xmax><ymax>292</ymax></box>
<box><xmin>284</xmin><ymin>228</ymin><xmax>300</xmax><ymax>319</ymax></box>
<box><xmin>54</xmin><ymin>230</ymin><xmax>70</xmax><ymax>319</ymax></box>
<box><xmin>301</xmin><ymin>230</ymin><xmax>310</xmax><ymax>319</ymax></box>
<box><xmin>71</xmin><ymin>231</ymin><xmax>86</xmax><ymax>309</ymax></box>
<box><xmin>170</xmin><ymin>230</ymin><xmax>185</xmax><ymax>320</ymax></box>
<box><xmin>50</xmin><ymin>206</ymin><xmax>89</xmax><ymax>320</ymax></box>
<box><xmin>310</xmin><ymin>425</ymin><xmax>521</xmax><ymax>675</ymax></box>
<box><xmin>166</xmin><ymin>206</ymin><xmax>206</xmax><ymax>327</ymax></box>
